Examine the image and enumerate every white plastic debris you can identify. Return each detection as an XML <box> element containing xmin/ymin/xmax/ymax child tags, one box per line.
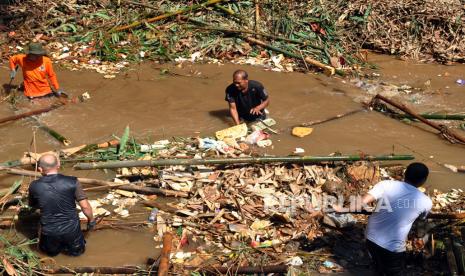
<box><xmin>287</xmin><ymin>256</ymin><xmax>303</xmax><ymax>266</ymax></box>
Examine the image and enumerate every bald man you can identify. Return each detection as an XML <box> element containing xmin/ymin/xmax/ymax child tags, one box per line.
<box><xmin>225</xmin><ymin>70</ymin><xmax>270</xmax><ymax>125</ymax></box>
<box><xmin>28</xmin><ymin>154</ymin><xmax>94</xmax><ymax>256</ymax></box>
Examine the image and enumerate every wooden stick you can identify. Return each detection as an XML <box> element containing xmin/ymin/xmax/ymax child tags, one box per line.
<box><xmin>209</xmin><ymin>208</ymin><xmax>225</xmax><ymax>224</ymax></box>
<box><xmin>113</xmin><ymin>0</ymin><xmax>225</xmax><ymax>32</ymax></box>
<box><xmin>373</xmin><ymin>94</ymin><xmax>465</xmax><ymax>144</ymax></box>
<box><xmin>158</xmin><ymin>232</ymin><xmax>173</xmax><ymax>276</ymax></box>
<box><xmin>300</xmin><ymin>108</ymin><xmax>365</xmax><ymax>127</ymax></box>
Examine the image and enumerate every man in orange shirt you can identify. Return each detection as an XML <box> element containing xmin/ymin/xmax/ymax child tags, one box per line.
<box><xmin>9</xmin><ymin>42</ymin><xmax>64</xmax><ymax>99</ymax></box>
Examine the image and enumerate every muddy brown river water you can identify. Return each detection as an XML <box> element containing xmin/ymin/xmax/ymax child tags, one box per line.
<box><xmin>0</xmin><ymin>54</ymin><xmax>464</xmax><ymax>268</ymax></box>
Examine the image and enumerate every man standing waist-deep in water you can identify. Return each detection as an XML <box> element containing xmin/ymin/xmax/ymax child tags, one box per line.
<box><xmin>225</xmin><ymin>70</ymin><xmax>270</xmax><ymax>125</ymax></box>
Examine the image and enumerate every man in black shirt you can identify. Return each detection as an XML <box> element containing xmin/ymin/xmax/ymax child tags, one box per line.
<box><xmin>225</xmin><ymin>70</ymin><xmax>270</xmax><ymax>125</ymax></box>
<box><xmin>29</xmin><ymin>154</ymin><xmax>95</xmax><ymax>256</ymax></box>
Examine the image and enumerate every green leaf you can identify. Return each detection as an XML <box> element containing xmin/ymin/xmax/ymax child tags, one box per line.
<box><xmin>118</xmin><ymin>126</ymin><xmax>130</xmax><ymax>156</ymax></box>
<box><xmin>93</xmin><ymin>12</ymin><xmax>111</xmax><ymax>20</ymax></box>
<box><xmin>364</xmin><ymin>5</ymin><xmax>372</xmax><ymax>20</ymax></box>
<box><xmin>60</xmin><ymin>23</ymin><xmax>78</xmax><ymax>33</ymax></box>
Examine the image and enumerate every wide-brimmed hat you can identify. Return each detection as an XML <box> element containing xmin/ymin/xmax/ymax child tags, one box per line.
<box><xmin>25</xmin><ymin>42</ymin><xmax>47</xmax><ymax>55</ymax></box>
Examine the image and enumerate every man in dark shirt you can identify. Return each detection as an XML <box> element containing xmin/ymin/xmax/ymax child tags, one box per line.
<box><xmin>29</xmin><ymin>154</ymin><xmax>95</xmax><ymax>256</ymax></box>
<box><xmin>225</xmin><ymin>70</ymin><xmax>270</xmax><ymax>125</ymax></box>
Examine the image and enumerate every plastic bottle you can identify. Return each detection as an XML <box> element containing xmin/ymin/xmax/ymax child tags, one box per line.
<box><xmin>148</xmin><ymin>208</ymin><xmax>159</xmax><ymax>223</ymax></box>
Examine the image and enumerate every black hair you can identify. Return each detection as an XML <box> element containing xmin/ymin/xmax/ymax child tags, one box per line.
<box><xmin>233</xmin><ymin>70</ymin><xmax>248</xmax><ymax>80</ymax></box>
<box><xmin>404</xmin><ymin>162</ymin><xmax>429</xmax><ymax>187</ymax></box>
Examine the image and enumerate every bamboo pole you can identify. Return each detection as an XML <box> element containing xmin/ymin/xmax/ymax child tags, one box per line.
<box><xmin>185</xmin><ymin>264</ymin><xmax>289</xmax><ymax>273</ymax></box>
<box><xmin>30</xmin><ymin>116</ymin><xmax>71</xmax><ymax>146</ymax></box>
<box><xmin>0</xmin><ymin>140</ymin><xmax>119</xmax><ymax>168</ymax></box>
<box><xmin>0</xmin><ymin>167</ymin><xmax>114</xmax><ymax>187</ymax></box>
<box><xmin>45</xmin><ymin>266</ymin><xmax>141</xmax><ymax>274</ymax></box>
<box><xmin>0</xmin><ymin>167</ymin><xmax>188</xmax><ymax>197</ymax></box>
<box><xmin>191</xmin><ymin>25</ymin><xmax>324</xmax><ymax>50</ymax></box>
<box><xmin>393</xmin><ymin>114</ymin><xmax>465</xmax><ymax>120</ymax></box>
<box><xmin>85</xmin><ymin>184</ymin><xmax>189</xmax><ymax>197</ymax></box>
<box><xmin>74</xmin><ymin>154</ymin><xmax>414</xmax><ymax>170</ymax></box>
<box><xmin>112</xmin><ymin>0</ymin><xmax>225</xmax><ymax>32</ymax></box>
<box><xmin>340</xmin><ymin>210</ymin><xmax>465</xmax><ymax>220</ymax></box>
<box><xmin>244</xmin><ymin>36</ymin><xmax>339</xmax><ymax>76</ymax></box>
<box><xmin>374</xmin><ymin>94</ymin><xmax>465</xmax><ymax>144</ymax></box>
<box><xmin>0</xmin><ymin>103</ymin><xmax>63</xmax><ymax>125</ymax></box>
<box><xmin>158</xmin><ymin>232</ymin><xmax>173</xmax><ymax>276</ymax></box>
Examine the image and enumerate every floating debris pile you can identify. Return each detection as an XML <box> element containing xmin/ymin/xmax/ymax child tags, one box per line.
<box><xmin>0</xmin><ymin>123</ymin><xmax>464</xmax><ymax>274</ymax></box>
<box><xmin>2</xmin><ymin>0</ymin><xmax>463</xmax><ymax>80</ymax></box>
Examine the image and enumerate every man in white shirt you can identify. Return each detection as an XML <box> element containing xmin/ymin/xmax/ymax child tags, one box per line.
<box><xmin>347</xmin><ymin>162</ymin><xmax>432</xmax><ymax>275</ymax></box>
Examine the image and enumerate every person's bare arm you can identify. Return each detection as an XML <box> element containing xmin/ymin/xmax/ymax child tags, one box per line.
<box><xmin>333</xmin><ymin>193</ymin><xmax>376</xmax><ymax>212</ymax></box>
<box><xmin>229</xmin><ymin>102</ymin><xmax>241</xmax><ymax>125</ymax></box>
<box><xmin>78</xmin><ymin>199</ymin><xmax>94</xmax><ymax>222</ymax></box>
<box><xmin>250</xmin><ymin>98</ymin><xmax>270</xmax><ymax>115</ymax></box>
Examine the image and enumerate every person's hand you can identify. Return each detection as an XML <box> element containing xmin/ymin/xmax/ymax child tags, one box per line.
<box><xmin>54</xmin><ymin>89</ymin><xmax>68</xmax><ymax>98</ymax></box>
<box><xmin>9</xmin><ymin>70</ymin><xmax>16</xmax><ymax>80</ymax></box>
<box><xmin>87</xmin><ymin>220</ymin><xmax>97</xmax><ymax>231</ymax></box>
<box><xmin>250</xmin><ymin>106</ymin><xmax>263</xmax><ymax>115</ymax></box>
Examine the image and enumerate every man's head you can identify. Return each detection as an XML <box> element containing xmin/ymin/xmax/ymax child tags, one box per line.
<box><xmin>404</xmin><ymin>162</ymin><xmax>429</xmax><ymax>187</ymax></box>
<box><xmin>233</xmin><ymin>70</ymin><xmax>249</xmax><ymax>92</ymax></box>
<box><xmin>38</xmin><ymin>154</ymin><xmax>60</xmax><ymax>175</ymax></box>
<box><xmin>25</xmin><ymin>42</ymin><xmax>46</xmax><ymax>62</ymax></box>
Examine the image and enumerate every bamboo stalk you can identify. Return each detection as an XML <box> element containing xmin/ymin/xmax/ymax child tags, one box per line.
<box><xmin>373</xmin><ymin>94</ymin><xmax>465</xmax><ymax>144</ymax></box>
<box><xmin>74</xmin><ymin>154</ymin><xmax>414</xmax><ymax>170</ymax></box>
<box><xmin>158</xmin><ymin>232</ymin><xmax>173</xmax><ymax>276</ymax></box>
<box><xmin>184</xmin><ymin>264</ymin><xmax>289</xmax><ymax>273</ymax></box>
<box><xmin>244</xmin><ymin>36</ymin><xmax>339</xmax><ymax>76</ymax></box>
<box><xmin>112</xmin><ymin>0</ymin><xmax>226</xmax><ymax>32</ymax></box>
<box><xmin>393</xmin><ymin>114</ymin><xmax>465</xmax><ymax>120</ymax></box>
<box><xmin>191</xmin><ymin>25</ymin><xmax>324</xmax><ymax>50</ymax></box>
<box><xmin>45</xmin><ymin>266</ymin><xmax>142</xmax><ymax>274</ymax></box>
<box><xmin>0</xmin><ymin>103</ymin><xmax>63</xmax><ymax>125</ymax></box>
<box><xmin>340</xmin><ymin>210</ymin><xmax>465</xmax><ymax>220</ymax></box>
<box><xmin>0</xmin><ymin>167</ymin><xmax>115</xmax><ymax>187</ymax></box>
<box><xmin>85</xmin><ymin>184</ymin><xmax>189</xmax><ymax>198</ymax></box>
<box><xmin>30</xmin><ymin>116</ymin><xmax>71</xmax><ymax>146</ymax></box>
<box><xmin>0</xmin><ymin>140</ymin><xmax>119</xmax><ymax>168</ymax></box>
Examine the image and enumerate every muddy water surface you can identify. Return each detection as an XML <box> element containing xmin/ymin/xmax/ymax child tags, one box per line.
<box><xmin>0</xmin><ymin>55</ymin><xmax>464</xmax><ymax>267</ymax></box>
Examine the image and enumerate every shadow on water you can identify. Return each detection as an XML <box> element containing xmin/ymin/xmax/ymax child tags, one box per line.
<box><xmin>209</xmin><ymin>108</ymin><xmax>232</xmax><ymax>125</ymax></box>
